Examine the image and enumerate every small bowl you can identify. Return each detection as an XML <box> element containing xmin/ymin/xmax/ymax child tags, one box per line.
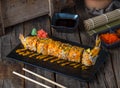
<box><xmin>99</xmin><ymin>30</ymin><xmax>120</xmax><ymax>48</ymax></box>
<box><xmin>93</xmin><ymin>24</ymin><xmax>120</xmax><ymax>48</ymax></box>
<box><xmin>51</xmin><ymin>13</ymin><xmax>80</xmax><ymax>33</ymax></box>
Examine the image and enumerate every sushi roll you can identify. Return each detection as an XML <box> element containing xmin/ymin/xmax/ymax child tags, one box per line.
<box><xmin>57</xmin><ymin>43</ymin><xmax>72</xmax><ymax>60</ymax></box>
<box><xmin>19</xmin><ymin>33</ymin><xmax>101</xmax><ymax>66</ymax></box>
<box><xmin>68</xmin><ymin>46</ymin><xmax>84</xmax><ymax>63</ymax></box>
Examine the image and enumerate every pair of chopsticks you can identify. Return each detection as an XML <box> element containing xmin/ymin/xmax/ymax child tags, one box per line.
<box><xmin>13</xmin><ymin>68</ymin><xmax>67</xmax><ymax>88</ymax></box>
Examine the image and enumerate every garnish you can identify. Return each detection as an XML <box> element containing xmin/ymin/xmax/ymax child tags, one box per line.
<box><xmin>31</xmin><ymin>28</ymin><xmax>37</xmax><ymax>36</ymax></box>
<box><xmin>86</xmin><ymin>48</ymin><xmax>90</xmax><ymax>53</ymax></box>
<box><xmin>37</xmin><ymin>29</ymin><xmax>48</xmax><ymax>38</ymax></box>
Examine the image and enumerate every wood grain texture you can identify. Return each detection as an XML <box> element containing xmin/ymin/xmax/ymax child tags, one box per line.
<box><xmin>1</xmin><ymin>0</ymin><xmax>49</xmax><ymax>27</ymax></box>
<box><xmin>109</xmin><ymin>48</ymin><xmax>120</xmax><ymax>88</ymax></box>
<box><xmin>48</xmin><ymin>0</ymin><xmax>54</xmax><ymax>17</ymax></box>
<box><xmin>0</xmin><ymin>23</ymin><xmax>24</xmax><ymax>88</ymax></box>
<box><xmin>0</xmin><ymin>38</ymin><xmax>1</xmax><ymax>61</ymax></box>
<box><xmin>53</xmin><ymin>0</ymin><xmax>75</xmax><ymax>13</ymax></box>
<box><xmin>0</xmin><ymin>0</ymin><xmax>4</xmax><ymax>36</ymax></box>
<box><xmin>0</xmin><ymin>80</ymin><xmax>3</xmax><ymax>87</ymax></box>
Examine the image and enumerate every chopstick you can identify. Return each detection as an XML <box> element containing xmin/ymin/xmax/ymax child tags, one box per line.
<box><xmin>22</xmin><ymin>68</ymin><xmax>67</xmax><ymax>88</ymax></box>
<box><xmin>13</xmin><ymin>71</ymin><xmax>51</xmax><ymax>88</ymax></box>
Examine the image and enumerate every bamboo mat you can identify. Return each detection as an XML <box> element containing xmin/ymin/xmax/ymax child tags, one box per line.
<box><xmin>84</xmin><ymin>9</ymin><xmax>120</xmax><ymax>31</ymax></box>
<box><xmin>87</xmin><ymin>19</ymin><xmax>120</xmax><ymax>36</ymax></box>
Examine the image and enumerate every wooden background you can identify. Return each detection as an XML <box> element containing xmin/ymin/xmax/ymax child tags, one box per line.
<box><xmin>0</xmin><ymin>0</ymin><xmax>120</xmax><ymax>88</ymax></box>
<box><xmin>0</xmin><ymin>0</ymin><xmax>50</xmax><ymax>36</ymax></box>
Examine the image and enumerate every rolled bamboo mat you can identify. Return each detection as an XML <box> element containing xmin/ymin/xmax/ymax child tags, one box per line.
<box><xmin>84</xmin><ymin>9</ymin><xmax>120</xmax><ymax>31</ymax></box>
<box><xmin>87</xmin><ymin>19</ymin><xmax>120</xmax><ymax>36</ymax></box>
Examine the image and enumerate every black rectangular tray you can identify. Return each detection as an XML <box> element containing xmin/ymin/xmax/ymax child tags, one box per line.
<box><xmin>7</xmin><ymin>37</ymin><xmax>108</xmax><ymax>81</ymax></box>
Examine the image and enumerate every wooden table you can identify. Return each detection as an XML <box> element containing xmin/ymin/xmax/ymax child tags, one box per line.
<box><xmin>0</xmin><ymin>1</ymin><xmax>120</xmax><ymax>88</ymax></box>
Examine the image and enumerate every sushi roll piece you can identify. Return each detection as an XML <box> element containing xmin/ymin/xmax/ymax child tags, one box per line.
<box><xmin>50</xmin><ymin>41</ymin><xmax>62</xmax><ymax>56</ymax></box>
<box><xmin>68</xmin><ymin>46</ymin><xmax>84</xmax><ymax>63</ymax></box>
<box><xmin>57</xmin><ymin>43</ymin><xmax>72</xmax><ymax>60</ymax></box>
<box><xmin>37</xmin><ymin>38</ymin><xmax>52</xmax><ymax>55</ymax></box>
<box><xmin>81</xmin><ymin>49</ymin><xmax>93</xmax><ymax>66</ymax></box>
<box><xmin>82</xmin><ymin>36</ymin><xmax>101</xmax><ymax>66</ymax></box>
<box><xmin>47</xmin><ymin>40</ymin><xmax>57</xmax><ymax>55</ymax></box>
<box><xmin>19</xmin><ymin>34</ymin><xmax>37</xmax><ymax>51</ymax></box>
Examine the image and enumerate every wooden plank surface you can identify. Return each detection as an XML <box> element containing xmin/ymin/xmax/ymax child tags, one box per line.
<box><xmin>0</xmin><ymin>23</ymin><xmax>24</xmax><ymax>88</ymax></box>
<box><xmin>0</xmin><ymin>0</ymin><xmax>4</xmax><ymax>36</ymax></box>
<box><xmin>1</xmin><ymin>0</ymin><xmax>49</xmax><ymax>27</ymax></box>
<box><xmin>0</xmin><ymin>80</ymin><xmax>3</xmax><ymax>87</ymax></box>
<box><xmin>109</xmin><ymin>49</ymin><xmax>120</xmax><ymax>88</ymax></box>
<box><xmin>0</xmin><ymin>38</ymin><xmax>1</xmax><ymax>61</ymax></box>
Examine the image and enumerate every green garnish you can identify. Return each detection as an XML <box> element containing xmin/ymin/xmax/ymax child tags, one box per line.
<box><xmin>31</xmin><ymin>28</ymin><xmax>37</xmax><ymax>36</ymax></box>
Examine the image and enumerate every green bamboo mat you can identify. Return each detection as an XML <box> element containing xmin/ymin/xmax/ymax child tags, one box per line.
<box><xmin>87</xmin><ymin>19</ymin><xmax>120</xmax><ymax>36</ymax></box>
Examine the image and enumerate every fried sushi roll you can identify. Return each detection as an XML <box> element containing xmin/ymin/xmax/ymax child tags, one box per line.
<box><xmin>19</xmin><ymin>34</ymin><xmax>37</xmax><ymax>51</ymax></box>
<box><xmin>57</xmin><ymin>43</ymin><xmax>72</xmax><ymax>60</ymax></box>
<box><xmin>68</xmin><ymin>46</ymin><xmax>84</xmax><ymax>63</ymax></box>
<box><xmin>19</xmin><ymin>33</ymin><xmax>101</xmax><ymax>67</ymax></box>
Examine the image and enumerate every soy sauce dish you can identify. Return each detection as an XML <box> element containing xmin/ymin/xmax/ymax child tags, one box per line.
<box><xmin>51</xmin><ymin>13</ymin><xmax>79</xmax><ymax>33</ymax></box>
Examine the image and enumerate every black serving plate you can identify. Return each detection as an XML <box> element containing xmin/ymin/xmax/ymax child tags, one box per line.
<box><xmin>7</xmin><ymin>37</ymin><xmax>108</xmax><ymax>81</ymax></box>
<box><xmin>51</xmin><ymin>13</ymin><xmax>79</xmax><ymax>33</ymax></box>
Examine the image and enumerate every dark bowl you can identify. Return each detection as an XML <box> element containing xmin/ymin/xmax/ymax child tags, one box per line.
<box><xmin>93</xmin><ymin>24</ymin><xmax>120</xmax><ymax>48</ymax></box>
<box><xmin>100</xmin><ymin>27</ymin><xmax>120</xmax><ymax>48</ymax></box>
<box><xmin>51</xmin><ymin>13</ymin><xmax>80</xmax><ymax>33</ymax></box>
